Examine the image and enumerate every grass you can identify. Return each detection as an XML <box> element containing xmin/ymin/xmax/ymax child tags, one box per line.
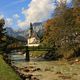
<box><xmin>30</xmin><ymin>51</ymin><xmax>47</xmax><ymax>57</ymax></box>
<box><xmin>0</xmin><ymin>54</ymin><xmax>21</xmax><ymax>80</ymax></box>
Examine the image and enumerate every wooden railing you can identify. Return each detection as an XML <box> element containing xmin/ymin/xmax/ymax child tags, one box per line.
<box><xmin>7</xmin><ymin>45</ymin><xmax>54</xmax><ymax>51</ymax></box>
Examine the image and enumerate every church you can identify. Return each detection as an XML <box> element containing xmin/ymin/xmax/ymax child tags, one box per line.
<box><xmin>27</xmin><ymin>23</ymin><xmax>40</xmax><ymax>46</ymax></box>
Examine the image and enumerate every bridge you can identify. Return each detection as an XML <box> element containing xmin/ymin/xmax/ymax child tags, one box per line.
<box><xmin>6</xmin><ymin>45</ymin><xmax>55</xmax><ymax>61</ymax></box>
<box><xmin>8</xmin><ymin>45</ymin><xmax>53</xmax><ymax>51</ymax></box>
<box><xmin>5</xmin><ymin>23</ymin><xmax>56</xmax><ymax>61</ymax></box>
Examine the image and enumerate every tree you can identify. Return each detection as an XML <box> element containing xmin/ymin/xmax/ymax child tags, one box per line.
<box><xmin>54</xmin><ymin>0</ymin><xmax>67</xmax><ymax>16</ymax></box>
<box><xmin>0</xmin><ymin>19</ymin><xmax>6</xmax><ymax>53</ymax></box>
<box><xmin>0</xmin><ymin>19</ymin><xmax>5</xmax><ymax>41</ymax></box>
<box><xmin>42</xmin><ymin>1</ymin><xmax>80</xmax><ymax>59</ymax></box>
<box><xmin>0</xmin><ymin>19</ymin><xmax>5</xmax><ymax>44</ymax></box>
<box><xmin>73</xmin><ymin>0</ymin><xmax>80</xmax><ymax>8</ymax></box>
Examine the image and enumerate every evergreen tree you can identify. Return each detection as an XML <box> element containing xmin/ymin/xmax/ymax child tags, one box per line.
<box><xmin>0</xmin><ymin>19</ymin><xmax>6</xmax><ymax>52</ymax></box>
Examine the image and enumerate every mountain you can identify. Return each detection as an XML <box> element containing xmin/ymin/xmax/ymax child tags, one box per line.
<box><xmin>6</xmin><ymin>22</ymin><xmax>44</xmax><ymax>41</ymax></box>
<box><xmin>6</xmin><ymin>27</ymin><xmax>26</xmax><ymax>41</ymax></box>
<box><xmin>33</xmin><ymin>22</ymin><xmax>44</xmax><ymax>39</ymax></box>
<box><xmin>33</xmin><ymin>22</ymin><xmax>43</xmax><ymax>32</ymax></box>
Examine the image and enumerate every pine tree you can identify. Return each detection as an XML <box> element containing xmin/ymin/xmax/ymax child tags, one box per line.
<box><xmin>0</xmin><ymin>19</ymin><xmax>6</xmax><ymax>52</ymax></box>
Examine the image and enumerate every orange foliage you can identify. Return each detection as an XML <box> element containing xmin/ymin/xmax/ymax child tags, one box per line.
<box><xmin>73</xmin><ymin>7</ymin><xmax>80</xmax><ymax>24</ymax></box>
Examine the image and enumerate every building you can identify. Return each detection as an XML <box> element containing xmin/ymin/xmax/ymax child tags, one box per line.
<box><xmin>27</xmin><ymin>23</ymin><xmax>40</xmax><ymax>46</ymax></box>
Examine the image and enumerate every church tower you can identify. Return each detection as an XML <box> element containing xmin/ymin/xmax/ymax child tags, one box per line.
<box><xmin>28</xmin><ymin>23</ymin><xmax>40</xmax><ymax>46</ymax></box>
<box><xmin>29</xmin><ymin>23</ymin><xmax>33</xmax><ymax>38</ymax></box>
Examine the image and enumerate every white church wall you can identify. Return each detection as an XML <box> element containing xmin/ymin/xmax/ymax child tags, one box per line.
<box><xmin>28</xmin><ymin>37</ymin><xmax>40</xmax><ymax>46</ymax></box>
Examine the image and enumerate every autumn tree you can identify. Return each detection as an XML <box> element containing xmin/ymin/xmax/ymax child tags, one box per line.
<box><xmin>73</xmin><ymin>0</ymin><xmax>80</xmax><ymax>8</ymax></box>
<box><xmin>42</xmin><ymin>0</ymin><xmax>80</xmax><ymax>59</ymax></box>
<box><xmin>54</xmin><ymin>0</ymin><xmax>67</xmax><ymax>16</ymax></box>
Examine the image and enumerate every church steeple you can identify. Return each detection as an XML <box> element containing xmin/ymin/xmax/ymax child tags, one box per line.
<box><xmin>28</xmin><ymin>22</ymin><xmax>40</xmax><ymax>46</ymax></box>
<box><xmin>29</xmin><ymin>23</ymin><xmax>33</xmax><ymax>38</ymax></box>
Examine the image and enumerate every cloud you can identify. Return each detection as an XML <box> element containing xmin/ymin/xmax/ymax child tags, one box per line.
<box><xmin>0</xmin><ymin>14</ymin><xmax>13</xmax><ymax>27</ymax></box>
<box><xmin>18</xmin><ymin>0</ymin><xmax>72</xmax><ymax>27</ymax></box>
<box><xmin>57</xmin><ymin>0</ymin><xmax>72</xmax><ymax>3</ymax></box>
<box><xmin>17</xmin><ymin>20</ymin><xmax>27</xmax><ymax>27</ymax></box>
<box><xmin>13</xmin><ymin>14</ymin><xmax>20</xmax><ymax>19</ymax></box>
<box><xmin>0</xmin><ymin>14</ymin><xmax>4</xmax><ymax>19</ymax></box>
<box><xmin>26</xmin><ymin>0</ymin><xmax>55</xmax><ymax>22</ymax></box>
<box><xmin>18</xmin><ymin>0</ymin><xmax>56</xmax><ymax>27</ymax></box>
<box><xmin>5</xmin><ymin>18</ymin><xmax>13</xmax><ymax>27</ymax></box>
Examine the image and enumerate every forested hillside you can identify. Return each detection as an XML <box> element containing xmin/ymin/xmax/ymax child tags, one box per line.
<box><xmin>42</xmin><ymin>0</ymin><xmax>80</xmax><ymax>60</ymax></box>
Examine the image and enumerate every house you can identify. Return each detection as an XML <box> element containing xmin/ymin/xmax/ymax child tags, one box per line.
<box><xmin>27</xmin><ymin>23</ymin><xmax>40</xmax><ymax>46</ymax></box>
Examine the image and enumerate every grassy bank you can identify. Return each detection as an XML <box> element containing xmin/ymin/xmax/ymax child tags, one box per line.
<box><xmin>0</xmin><ymin>55</ymin><xmax>21</xmax><ymax>80</ymax></box>
<box><xmin>30</xmin><ymin>51</ymin><xmax>46</xmax><ymax>58</ymax></box>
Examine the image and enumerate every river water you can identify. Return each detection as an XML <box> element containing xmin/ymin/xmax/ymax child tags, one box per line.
<box><xmin>10</xmin><ymin>52</ymin><xmax>80</xmax><ymax>80</ymax></box>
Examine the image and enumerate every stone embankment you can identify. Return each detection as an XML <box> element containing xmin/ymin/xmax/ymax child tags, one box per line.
<box><xmin>11</xmin><ymin>64</ymin><xmax>41</xmax><ymax>80</ymax></box>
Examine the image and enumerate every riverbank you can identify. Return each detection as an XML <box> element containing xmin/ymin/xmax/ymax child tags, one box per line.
<box><xmin>12</xmin><ymin>59</ymin><xmax>80</xmax><ymax>80</ymax></box>
<box><xmin>0</xmin><ymin>55</ymin><xmax>21</xmax><ymax>80</ymax></box>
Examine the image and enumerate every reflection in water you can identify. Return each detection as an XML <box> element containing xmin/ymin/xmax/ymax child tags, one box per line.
<box><xmin>11</xmin><ymin>54</ymin><xmax>25</xmax><ymax>63</ymax></box>
<box><xmin>11</xmin><ymin>53</ymin><xmax>44</xmax><ymax>63</ymax></box>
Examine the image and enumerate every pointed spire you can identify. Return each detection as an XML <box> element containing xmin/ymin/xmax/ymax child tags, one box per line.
<box><xmin>30</xmin><ymin>22</ymin><xmax>33</xmax><ymax>31</ymax></box>
<box><xmin>29</xmin><ymin>22</ymin><xmax>33</xmax><ymax>38</ymax></box>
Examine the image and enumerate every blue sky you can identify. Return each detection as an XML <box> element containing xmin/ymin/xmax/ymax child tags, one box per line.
<box><xmin>0</xmin><ymin>0</ymin><xmax>31</xmax><ymax>30</ymax></box>
<box><xmin>0</xmin><ymin>0</ymin><xmax>72</xmax><ymax>30</ymax></box>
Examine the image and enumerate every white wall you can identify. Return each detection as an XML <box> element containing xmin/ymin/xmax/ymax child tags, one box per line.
<box><xmin>27</xmin><ymin>37</ymin><xmax>40</xmax><ymax>46</ymax></box>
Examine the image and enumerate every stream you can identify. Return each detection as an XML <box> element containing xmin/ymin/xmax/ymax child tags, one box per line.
<box><xmin>9</xmin><ymin>52</ymin><xmax>80</xmax><ymax>80</ymax></box>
